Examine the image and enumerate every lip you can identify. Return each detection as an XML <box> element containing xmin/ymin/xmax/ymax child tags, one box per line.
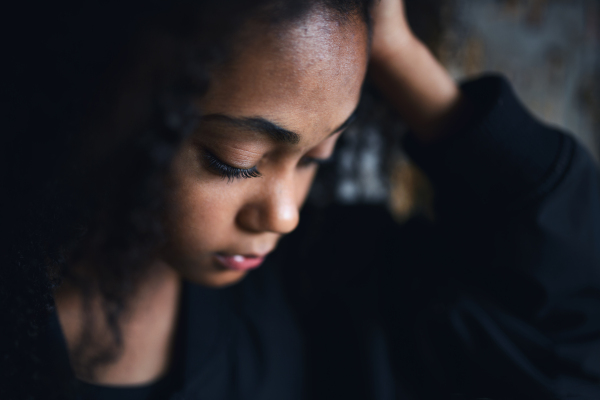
<box><xmin>214</xmin><ymin>253</ymin><xmax>267</xmax><ymax>271</ymax></box>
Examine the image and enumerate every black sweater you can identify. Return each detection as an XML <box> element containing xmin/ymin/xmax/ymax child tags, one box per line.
<box><xmin>40</xmin><ymin>75</ymin><xmax>600</xmax><ymax>400</ymax></box>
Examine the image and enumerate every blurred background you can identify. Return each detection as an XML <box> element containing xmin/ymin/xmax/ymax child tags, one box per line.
<box><xmin>312</xmin><ymin>0</ymin><xmax>600</xmax><ymax>219</ymax></box>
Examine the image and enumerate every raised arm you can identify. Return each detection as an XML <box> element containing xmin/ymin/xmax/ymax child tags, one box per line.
<box><xmin>369</xmin><ymin>0</ymin><xmax>471</xmax><ymax>144</ymax></box>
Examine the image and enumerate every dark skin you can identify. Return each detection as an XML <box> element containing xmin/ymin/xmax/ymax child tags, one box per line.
<box><xmin>56</xmin><ymin>0</ymin><xmax>463</xmax><ymax>386</ymax></box>
<box><xmin>161</xmin><ymin>11</ymin><xmax>369</xmax><ymax>289</ymax></box>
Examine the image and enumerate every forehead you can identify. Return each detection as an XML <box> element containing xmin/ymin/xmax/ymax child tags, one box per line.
<box><xmin>199</xmin><ymin>10</ymin><xmax>369</xmax><ymax>144</ymax></box>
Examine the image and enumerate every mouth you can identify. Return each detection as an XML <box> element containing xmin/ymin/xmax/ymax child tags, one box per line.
<box><xmin>214</xmin><ymin>253</ymin><xmax>267</xmax><ymax>271</ymax></box>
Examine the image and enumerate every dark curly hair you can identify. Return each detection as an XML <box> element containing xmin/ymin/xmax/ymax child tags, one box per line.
<box><xmin>1</xmin><ymin>0</ymin><xmax>374</xmax><ymax>398</ymax></box>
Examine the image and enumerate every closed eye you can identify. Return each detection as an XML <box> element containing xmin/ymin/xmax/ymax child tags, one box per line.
<box><xmin>202</xmin><ymin>150</ymin><xmax>262</xmax><ymax>181</ymax></box>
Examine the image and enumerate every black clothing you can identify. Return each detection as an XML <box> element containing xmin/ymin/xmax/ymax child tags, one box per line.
<box><xmin>40</xmin><ymin>75</ymin><xmax>600</xmax><ymax>400</ymax></box>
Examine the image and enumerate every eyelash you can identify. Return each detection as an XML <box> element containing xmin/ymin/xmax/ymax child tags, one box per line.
<box><xmin>203</xmin><ymin>151</ymin><xmax>262</xmax><ymax>180</ymax></box>
<box><xmin>202</xmin><ymin>150</ymin><xmax>331</xmax><ymax>181</ymax></box>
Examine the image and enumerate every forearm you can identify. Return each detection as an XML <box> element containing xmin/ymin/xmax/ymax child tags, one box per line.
<box><xmin>369</xmin><ymin>35</ymin><xmax>470</xmax><ymax>144</ymax></box>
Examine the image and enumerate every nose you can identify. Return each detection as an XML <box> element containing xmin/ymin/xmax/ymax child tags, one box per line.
<box><xmin>236</xmin><ymin>176</ymin><xmax>300</xmax><ymax>235</ymax></box>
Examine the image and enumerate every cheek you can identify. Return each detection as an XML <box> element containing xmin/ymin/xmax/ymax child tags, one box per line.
<box><xmin>161</xmin><ymin>175</ymin><xmax>255</xmax><ymax>287</ymax></box>
<box><xmin>162</xmin><ymin>148</ymin><xmax>239</xmax><ymax>260</ymax></box>
<box><xmin>165</xmin><ymin>182</ymin><xmax>232</xmax><ymax>255</ymax></box>
<box><xmin>162</xmin><ymin>176</ymin><xmax>254</xmax><ymax>287</ymax></box>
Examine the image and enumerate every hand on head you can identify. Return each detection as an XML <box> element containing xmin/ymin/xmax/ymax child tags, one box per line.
<box><xmin>370</xmin><ymin>0</ymin><xmax>415</xmax><ymax>61</ymax></box>
<box><xmin>368</xmin><ymin>0</ymin><xmax>466</xmax><ymax>144</ymax></box>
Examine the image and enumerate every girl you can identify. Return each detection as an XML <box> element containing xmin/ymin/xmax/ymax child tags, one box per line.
<box><xmin>2</xmin><ymin>0</ymin><xmax>599</xmax><ymax>399</ymax></box>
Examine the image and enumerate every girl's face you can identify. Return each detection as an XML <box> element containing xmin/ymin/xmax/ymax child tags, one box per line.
<box><xmin>161</xmin><ymin>10</ymin><xmax>369</xmax><ymax>287</ymax></box>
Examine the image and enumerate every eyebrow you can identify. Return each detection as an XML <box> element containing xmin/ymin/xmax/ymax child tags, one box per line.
<box><xmin>201</xmin><ymin>111</ymin><xmax>357</xmax><ymax>145</ymax></box>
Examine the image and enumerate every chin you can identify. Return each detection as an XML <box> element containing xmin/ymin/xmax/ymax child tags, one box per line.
<box><xmin>184</xmin><ymin>269</ymin><xmax>249</xmax><ymax>288</ymax></box>
<box><xmin>161</xmin><ymin>254</ymin><xmax>250</xmax><ymax>288</ymax></box>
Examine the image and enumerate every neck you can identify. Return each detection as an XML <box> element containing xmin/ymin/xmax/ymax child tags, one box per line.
<box><xmin>55</xmin><ymin>261</ymin><xmax>182</xmax><ymax>385</ymax></box>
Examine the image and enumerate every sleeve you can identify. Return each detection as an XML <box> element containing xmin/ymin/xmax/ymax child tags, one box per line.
<box><xmin>388</xmin><ymin>74</ymin><xmax>600</xmax><ymax>400</ymax></box>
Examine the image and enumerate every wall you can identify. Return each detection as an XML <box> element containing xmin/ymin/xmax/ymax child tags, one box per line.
<box><xmin>437</xmin><ymin>0</ymin><xmax>600</xmax><ymax>160</ymax></box>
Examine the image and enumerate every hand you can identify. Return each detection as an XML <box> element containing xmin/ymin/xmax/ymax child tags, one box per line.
<box><xmin>370</xmin><ymin>0</ymin><xmax>416</xmax><ymax>62</ymax></box>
